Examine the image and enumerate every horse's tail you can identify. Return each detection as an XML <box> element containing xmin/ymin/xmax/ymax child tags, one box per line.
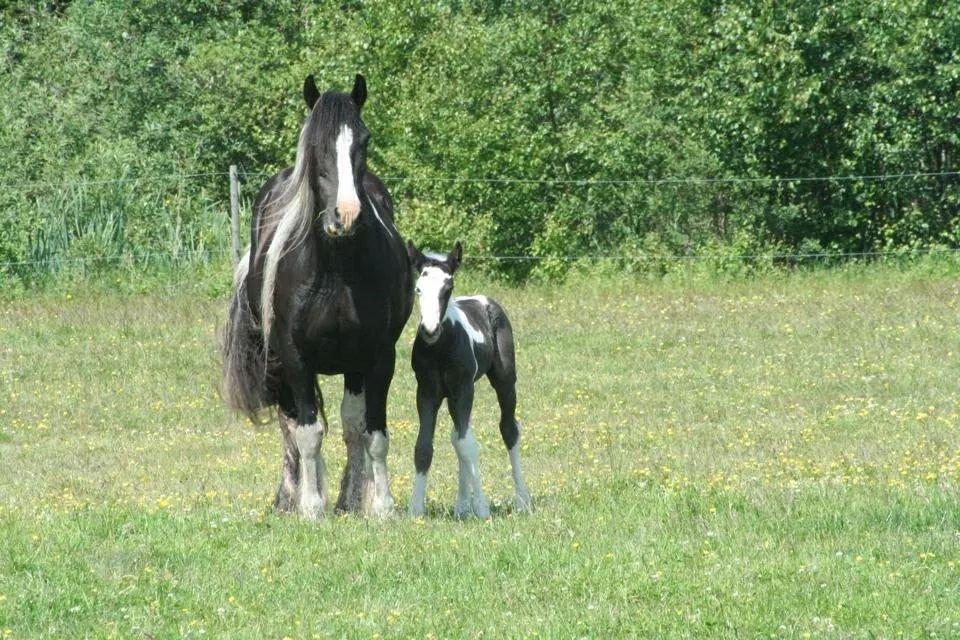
<box><xmin>219</xmin><ymin>253</ymin><xmax>269</xmax><ymax>423</ymax></box>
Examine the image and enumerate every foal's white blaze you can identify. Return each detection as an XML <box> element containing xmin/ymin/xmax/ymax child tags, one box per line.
<box><xmin>294</xmin><ymin>421</ymin><xmax>327</xmax><ymax>520</ymax></box>
<box><xmin>335</xmin><ymin>125</ymin><xmax>360</xmax><ymax>230</ymax></box>
<box><xmin>416</xmin><ymin>267</ymin><xmax>451</xmax><ymax>339</ymax></box>
<box><xmin>451</xmin><ymin>426</ymin><xmax>490</xmax><ymax>519</ymax></box>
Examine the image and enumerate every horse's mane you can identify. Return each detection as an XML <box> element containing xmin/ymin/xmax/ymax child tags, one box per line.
<box><xmin>255</xmin><ymin>92</ymin><xmax>363</xmax><ymax>355</ymax></box>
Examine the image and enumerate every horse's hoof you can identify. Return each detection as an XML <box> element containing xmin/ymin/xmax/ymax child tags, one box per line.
<box><xmin>298</xmin><ymin>494</ymin><xmax>326</xmax><ymax>521</ymax></box>
<box><xmin>368</xmin><ymin>493</ymin><xmax>394</xmax><ymax>519</ymax></box>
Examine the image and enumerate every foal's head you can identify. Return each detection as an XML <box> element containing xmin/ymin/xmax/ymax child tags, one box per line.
<box><xmin>302</xmin><ymin>74</ymin><xmax>370</xmax><ymax>238</ymax></box>
<box><xmin>407</xmin><ymin>241</ymin><xmax>463</xmax><ymax>343</ymax></box>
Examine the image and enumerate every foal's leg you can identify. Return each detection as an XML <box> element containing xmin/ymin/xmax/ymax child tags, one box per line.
<box><xmin>410</xmin><ymin>378</ymin><xmax>441</xmax><ymax>517</ymax></box>
<box><xmin>489</xmin><ymin>323</ymin><xmax>532</xmax><ymax>512</ymax></box>
<box><xmin>360</xmin><ymin>349</ymin><xmax>397</xmax><ymax>518</ymax></box>
<box><xmin>448</xmin><ymin>387</ymin><xmax>490</xmax><ymax>519</ymax></box>
<box><xmin>335</xmin><ymin>374</ymin><xmax>366</xmax><ymax>514</ymax></box>
<box><xmin>489</xmin><ymin>375</ymin><xmax>532</xmax><ymax>512</ymax></box>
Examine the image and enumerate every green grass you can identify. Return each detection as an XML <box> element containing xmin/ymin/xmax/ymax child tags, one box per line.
<box><xmin>2</xmin><ymin>263</ymin><xmax>960</xmax><ymax>638</ymax></box>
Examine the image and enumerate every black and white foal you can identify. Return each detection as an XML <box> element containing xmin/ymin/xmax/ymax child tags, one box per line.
<box><xmin>406</xmin><ymin>241</ymin><xmax>532</xmax><ymax>518</ymax></box>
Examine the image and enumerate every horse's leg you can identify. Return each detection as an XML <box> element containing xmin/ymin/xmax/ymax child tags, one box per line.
<box><xmin>273</xmin><ymin>403</ymin><xmax>301</xmax><ymax>513</ymax></box>
<box><xmin>411</xmin><ymin>377</ymin><xmax>441</xmax><ymax>517</ymax></box>
<box><xmin>448</xmin><ymin>386</ymin><xmax>490</xmax><ymax>519</ymax></box>
<box><xmin>287</xmin><ymin>371</ymin><xmax>328</xmax><ymax>520</ymax></box>
<box><xmin>335</xmin><ymin>373</ymin><xmax>366</xmax><ymax>513</ymax></box>
<box><xmin>360</xmin><ymin>349</ymin><xmax>397</xmax><ymax>518</ymax></box>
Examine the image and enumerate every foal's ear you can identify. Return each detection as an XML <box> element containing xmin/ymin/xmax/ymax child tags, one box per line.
<box><xmin>351</xmin><ymin>73</ymin><xmax>367</xmax><ymax>110</ymax></box>
<box><xmin>406</xmin><ymin>239</ymin><xmax>425</xmax><ymax>269</ymax></box>
<box><xmin>303</xmin><ymin>75</ymin><xmax>320</xmax><ymax>110</ymax></box>
<box><xmin>449</xmin><ymin>241</ymin><xmax>464</xmax><ymax>272</ymax></box>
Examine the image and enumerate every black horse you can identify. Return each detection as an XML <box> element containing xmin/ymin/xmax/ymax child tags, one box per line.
<box><xmin>220</xmin><ymin>74</ymin><xmax>413</xmax><ymax>519</ymax></box>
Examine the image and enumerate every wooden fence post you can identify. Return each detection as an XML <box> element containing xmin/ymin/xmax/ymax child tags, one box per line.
<box><xmin>229</xmin><ymin>165</ymin><xmax>241</xmax><ymax>265</ymax></box>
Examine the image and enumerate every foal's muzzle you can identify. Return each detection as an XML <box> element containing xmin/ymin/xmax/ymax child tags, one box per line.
<box><xmin>419</xmin><ymin>325</ymin><xmax>441</xmax><ymax>343</ymax></box>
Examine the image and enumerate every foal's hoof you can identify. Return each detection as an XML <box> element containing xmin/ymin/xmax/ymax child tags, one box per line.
<box><xmin>514</xmin><ymin>491</ymin><xmax>533</xmax><ymax>513</ymax></box>
<box><xmin>454</xmin><ymin>499</ymin><xmax>472</xmax><ymax>520</ymax></box>
<box><xmin>454</xmin><ymin>498</ymin><xmax>490</xmax><ymax>520</ymax></box>
<box><xmin>473</xmin><ymin>499</ymin><xmax>491</xmax><ymax>520</ymax></box>
<box><xmin>409</xmin><ymin>500</ymin><xmax>427</xmax><ymax>518</ymax></box>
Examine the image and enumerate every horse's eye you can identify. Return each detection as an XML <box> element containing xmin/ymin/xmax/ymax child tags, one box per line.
<box><xmin>415</xmin><ymin>286</ymin><xmax>422</xmax><ymax>295</ymax></box>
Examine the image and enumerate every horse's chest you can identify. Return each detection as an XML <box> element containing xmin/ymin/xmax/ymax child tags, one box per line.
<box><xmin>297</xmin><ymin>286</ymin><xmax>391</xmax><ymax>367</ymax></box>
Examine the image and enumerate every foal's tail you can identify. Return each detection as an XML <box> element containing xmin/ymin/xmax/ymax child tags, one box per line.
<box><xmin>219</xmin><ymin>253</ymin><xmax>269</xmax><ymax>423</ymax></box>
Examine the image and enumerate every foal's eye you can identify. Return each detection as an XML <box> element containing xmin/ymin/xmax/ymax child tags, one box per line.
<box><xmin>415</xmin><ymin>286</ymin><xmax>421</xmax><ymax>295</ymax></box>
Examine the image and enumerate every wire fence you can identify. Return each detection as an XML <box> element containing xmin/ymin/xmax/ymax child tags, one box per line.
<box><xmin>2</xmin><ymin>168</ymin><xmax>959</xmax><ymax>271</ymax></box>
<box><xmin>4</xmin><ymin>246</ymin><xmax>960</xmax><ymax>270</ymax></box>
<box><xmin>3</xmin><ymin>169</ymin><xmax>958</xmax><ymax>190</ymax></box>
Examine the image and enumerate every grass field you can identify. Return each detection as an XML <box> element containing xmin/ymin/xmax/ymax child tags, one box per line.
<box><xmin>2</xmin><ymin>263</ymin><xmax>959</xmax><ymax>638</ymax></box>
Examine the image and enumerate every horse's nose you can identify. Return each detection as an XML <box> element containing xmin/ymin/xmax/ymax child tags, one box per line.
<box><xmin>336</xmin><ymin>199</ymin><xmax>361</xmax><ymax>231</ymax></box>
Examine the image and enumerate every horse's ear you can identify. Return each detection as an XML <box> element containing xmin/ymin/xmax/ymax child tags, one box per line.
<box><xmin>407</xmin><ymin>239</ymin><xmax>424</xmax><ymax>269</ymax></box>
<box><xmin>304</xmin><ymin>75</ymin><xmax>320</xmax><ymax>110</ymax></box>
<box><xmin>449</xmin><ymin>241</ymin><xmax>463</xmax><ymax>272</ymax></box>
<box><xmin>351</xmin><ymin>73</ymin><xmax>367</xmax><ymax>110</ymax></box>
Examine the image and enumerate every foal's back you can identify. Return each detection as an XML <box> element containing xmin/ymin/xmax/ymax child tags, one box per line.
<box><xmin>412</xmin><ymin>294</ymin><xmax>516</xmax><ymax>390</ymax></box>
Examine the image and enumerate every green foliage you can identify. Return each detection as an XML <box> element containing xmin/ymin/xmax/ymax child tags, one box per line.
<box><xmin>1</xmin><ymin>1</ymin><xmax>957</xmax><ymax>282</ymax></box>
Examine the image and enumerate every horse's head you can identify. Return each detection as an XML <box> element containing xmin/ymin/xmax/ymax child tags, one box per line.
<box><xmin>407</xmin><ymin>240</ymin><xmax>463</xmax><ymax>344</ymax></box>
<box><xmin>303</xmin><ymin>74</ymin><xmax>369</xmax><ymax>238</ymax></box>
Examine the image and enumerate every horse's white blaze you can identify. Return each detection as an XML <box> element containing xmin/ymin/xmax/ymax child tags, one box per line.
<box><xmin>416</xmin><ymin>267</ymin><xmax>451</xmax><ymax>337</ymax></box>
<box><xmin>294</xmin><ymin>421</ymin><xmax>327</xmax><ymax>520</ymax></box>
<box><xmin>451</xmin><ymin>425</ymin><xmax>490</xmax><ymax>518</ymax></box>
<box><xmin>335</xmin><ymin>125</ymin><xmax>360</xmax><ymax>228</ymax></box>
<box><xmin>410</xmin><ymin>472</ymin><xmax>428</xmax><ymax>516</ymax></box>
<box><xmin>447</xmin><ymin>300</ymin><xmax>485</xmax><ymax>345</ymax></box>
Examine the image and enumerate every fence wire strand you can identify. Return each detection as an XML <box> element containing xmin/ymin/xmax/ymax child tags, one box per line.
<box><xmin>2</xmin><ymin>168</ymin><xmax>958</xmax><ymax>270</ymax></box>
<box><xmin>4</xmin><ymin>247</ymin><xmax>960</xmax><ymax>270</ymax></box>
<box><xmin>1</xmin><ymin>170</ymin><xmax>958</xmax><ymax>190</ymax></box>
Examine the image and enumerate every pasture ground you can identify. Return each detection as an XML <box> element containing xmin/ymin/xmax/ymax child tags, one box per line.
<box><xmin>1</xmin><ymin>263</ymin><xmax>959</xmax><ymax>638</ymax></box>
